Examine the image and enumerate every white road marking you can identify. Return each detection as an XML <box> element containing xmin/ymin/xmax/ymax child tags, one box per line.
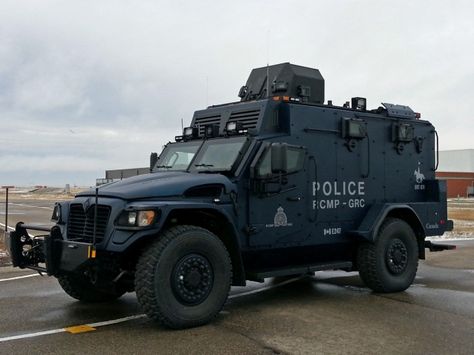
<box><xmin>0</xmin><ymin>222</ymin><xmax>39</xmax><ymax>237</ymax></box>
<box><xmin>87</xmin><ymin>314</ymin><xmax>146</xmax><ymax>328</ymax></box>
<box><xmin>0</xmin><ymin>277</ymin><xmax>301</xmax><ymax>343</ymax></box>
<box><xmin>8</xmin><ymin>203</ymin><xmax>54</xmax><ymax>211</ymax></box>
<box><xmin>0</xmin><ymin>328</ymin><xmax>65</xmax><ymax>342</ymax></box>
<box><xmin>0</xmin><ymin>315</ymin><xmax>146</xmax><ymax>343</ymax></box>
<box><xmin>0</xmin><ymin>274</ymin><xmax>41</xmax><ymax>282</ymax></box>
<box><xmin>0</xmin><ymin>222</ymin><xmax>14</xmax><ymax>231</ymax></box>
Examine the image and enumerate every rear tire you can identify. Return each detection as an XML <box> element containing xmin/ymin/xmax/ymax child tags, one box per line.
<box><xmin>58</xmin><ymin>274</ymin><xmax>125</xmax><ymax>302</ymax></box>
<box><xmin>135</xmin><ymin>225</ymin><xmax>232</xmax><ymax>329</ymax></box>
<box><xmin>358</xmin><ymin>218</ymin><xmax>419</xmax><ymax>293</ymax></box>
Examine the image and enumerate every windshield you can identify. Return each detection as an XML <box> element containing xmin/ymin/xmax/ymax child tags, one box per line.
<box><xmin>153</xmin><ymin>141</ymin><xmax>201</xmax><ymax>171</ymax></box>
<box><xmin>191</xmin><ymin>137</ymin><xmax>248</xmax><ymax>172</ymax></box>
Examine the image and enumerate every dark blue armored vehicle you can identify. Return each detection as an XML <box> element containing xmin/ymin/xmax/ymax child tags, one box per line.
<box><xmin>9</xmin><ymin>63</ymin><xmax>454</xmax><ymax>329</ymax></box>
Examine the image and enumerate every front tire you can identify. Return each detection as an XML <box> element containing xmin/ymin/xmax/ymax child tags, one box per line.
<box><xmin>58</xmin><ymin>274</ymin><xmax>125</xmax><ymax>302</ymax></box>
<box><xmin>358</xmin><ymin>218</ymin><xmax>419</xmax><ymax>293</ymax></box>
<box><xmin>135</xmin><ymin>225</ymin><xmax>232</xmax><ymax>329</ymax></box>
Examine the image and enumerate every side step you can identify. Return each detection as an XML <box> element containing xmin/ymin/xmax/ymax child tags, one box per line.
<box><xmin>425</xmin><ymin>240</ymin><xmax>456</xmax><ymax>252</ymax></box>
<box><xmin>247</xmin><ymin>261</ymin><xmax>353</xmax><ymax>282</ymax></box>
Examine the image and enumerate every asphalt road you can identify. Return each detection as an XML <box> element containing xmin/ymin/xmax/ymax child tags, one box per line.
<box><xmin>1</xmin><ymin>199</ymin><xmax>474</xmax><ymax>354</ymax></box>
<box><xmin>0</xmin><ymin>198</ymin><xmax>57</xmax><ymax>235</ymax></box>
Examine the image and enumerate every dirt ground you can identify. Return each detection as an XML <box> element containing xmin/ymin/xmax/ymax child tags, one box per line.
<box><xmin>444</xmin><ymin>198</ymin><xmax>474</xmax><ymax>238</ymax></box>
<box><xmin>0</xmin><ymin>188</ymin><xmax>85</xmax><ymax>202</ymax></box>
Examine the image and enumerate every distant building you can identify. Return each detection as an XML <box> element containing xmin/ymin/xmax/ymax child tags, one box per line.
<box><xmin>436</xmin><ymin>149</ymin><xmax>474</xmax><ymax>198</ymax></box>
<box><xmin>97</xmin><ymin>167</ymin><xmax>149</xmax><ymax>186</ymax></box>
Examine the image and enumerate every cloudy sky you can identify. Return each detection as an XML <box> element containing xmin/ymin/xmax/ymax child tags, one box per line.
<box><xmin>1</xmin><ymin>0</ymin><xmax>473</xmax><ymax>186</ymax></box>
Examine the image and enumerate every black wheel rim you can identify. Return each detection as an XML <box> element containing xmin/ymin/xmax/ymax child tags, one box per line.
<box><xmin>171</xmin><ymin>253</ymin><xmax>214</xmax><ymax>306</ymax></box>
<box><xmin>385</xmin><ymin>238</ymin><xmax>408</xmax><ymax>274</ymax></box>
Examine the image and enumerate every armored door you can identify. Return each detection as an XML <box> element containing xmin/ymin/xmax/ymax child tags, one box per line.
<box><xmin>248</xmin><ymin>143</ymin><xmax>309</xmax><ymax>247</ymax></box>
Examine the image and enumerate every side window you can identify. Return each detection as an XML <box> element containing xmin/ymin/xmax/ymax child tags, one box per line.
<box><xmin>286</xmin><ymin>146</ymin><xmax>304</xmax><ymax>172</ymax></box>
<box><xmin>256</xmin><ymin>150</ymin><xmax>271</xmax><ymax>177</ymax></box>
<box><xmin>256</xmin><ymin>144</ymin><xmax>305</xmax><ymax>178</ymax></box>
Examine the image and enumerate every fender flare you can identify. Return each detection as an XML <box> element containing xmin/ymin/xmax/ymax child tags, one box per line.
<box><xmin>162</xmin><ymin>206</ymin><xmax>247</xmax><ymax>286</ymax></box>
<box><xmin>116</xmin><ymin>204</ymin><xmax>247</xmax><ymax>286</ymax></box>
<box><xmin>352</xmin><ymin>203</ymin><xmax>425</xmax><ymax>242</ymax></box>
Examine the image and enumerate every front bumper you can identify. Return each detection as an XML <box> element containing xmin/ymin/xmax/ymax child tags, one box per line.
<box><xmin>8</xmin><ymin>223</ymin><xmax>96</xmax><ymax>276</ymax></box>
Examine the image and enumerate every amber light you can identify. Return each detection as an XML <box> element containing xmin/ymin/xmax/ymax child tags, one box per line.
<box><xmin>117</xmin><ymin>209</ymin><xmax>158</xmax><ymax>228</ymax></box>
<box><xmin>138</xmin><ymin>210</ymin><xmax>156</xmax><ymax>227</ymax></box>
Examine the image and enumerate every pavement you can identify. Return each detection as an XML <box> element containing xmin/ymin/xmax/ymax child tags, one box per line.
<box><xmin>1</xmin><ymin>199</ymin><xmax>474</xmax><ymax>354</ymax></box>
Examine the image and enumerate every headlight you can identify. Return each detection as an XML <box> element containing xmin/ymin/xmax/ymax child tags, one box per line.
<box><xmin>117</xmin><ymin>210</ymin><xmax>157</xmax><ymax>228</ymax></box>
<box><xmin>51</xmin><ymin>204</ymin><xmax>61</xmax><ymax>222</ymax></box>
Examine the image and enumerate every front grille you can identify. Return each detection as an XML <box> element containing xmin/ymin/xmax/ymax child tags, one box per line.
<box><xmin>67</xmin><ymin>204</ymin><xmax>111</xmax><ymax>243</ymax></box>
<box><xmin>194</xmin><ymin>114</ymin><xmax>221</xmax><ymax>135</ymax></box>
<box><xmin>228</xmin><ymin>109</ymin><xmax>260</xmax><ymax>129</ymax></box>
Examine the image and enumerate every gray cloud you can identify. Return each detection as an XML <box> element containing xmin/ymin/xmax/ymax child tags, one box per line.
<box><xmin>0</xmin><ymin>0</ymin><xmax>473</xmax><ymax>186</ymax></box>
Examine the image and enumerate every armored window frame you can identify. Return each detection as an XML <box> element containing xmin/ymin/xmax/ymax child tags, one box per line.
<box><xmin>153</xmin><ymin>141</ymin><xmax>203</xmax><ymax>172</ymax></box>
<box><xmin>341</xmin><ymin>118</ymin><xmax>367</xmax><ymax>139</ymax></box>
<box><xmin>392</xmin><ymin>122</ymin><xmax>415</xmax><ymax>142</ymax></box>
<box><xmin>253</xmin><ymin>143</ymin><xmax>305</xmax><ymax>179</ymax></box>
<box><xmin>188</xmin><ymin>136</ymin><xmax>250</xmax><ymax>174</ymax></box>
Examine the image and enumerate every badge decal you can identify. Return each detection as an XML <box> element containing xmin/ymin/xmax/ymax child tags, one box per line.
<box><xmin>266</xmin><ymin>206</ymin><xmax>293</xmax><ymax>228</ymax></box>
<box><xmin>414</xmin><ymin>162</ymin><xmax>425</xmax><ymax>184</ymax></box>
<box><xmin>414</xmin><ymin>162</ymin><xmax>426</xmax><ymax>190</ymax></box>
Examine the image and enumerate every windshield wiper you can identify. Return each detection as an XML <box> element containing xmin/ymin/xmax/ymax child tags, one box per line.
<box><xmin>156</xmin><ymin>165</ymin><xmax>173</xmax><ymax>169</ymax></box>
<box><xmin>194</xmin><ymin>163</ymin><xmax>214</xmax><ymax>167</ymax></box>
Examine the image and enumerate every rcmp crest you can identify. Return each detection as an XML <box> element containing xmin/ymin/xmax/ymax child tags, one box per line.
<box><xmin>266</xmin><ymin>206</ymin><xmax>293</xmax><ymax>228</ymax></box>
<box><xmin>274</xmin><ymin>207</ymin><xmax>288</xmax><ymax>226</ymax></box>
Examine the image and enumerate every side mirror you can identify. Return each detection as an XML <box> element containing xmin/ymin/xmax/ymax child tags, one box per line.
<box><xmin>271</xmin><ymin>143</ymin><xmax>288</xmax><ymax>174</ymax></box>
<box><xmin>150</xmin><ymin>152</ymin><xmax>158</xmax><ymax>171</ymax></box>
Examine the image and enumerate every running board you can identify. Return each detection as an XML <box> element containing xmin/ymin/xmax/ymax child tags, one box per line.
<box><xmin>425</xmin><ymin>241</ymin><xmax>456</xmax><ymax>252</ymax></box>
<box><xmin>247</xmin><ymin>261</ymin><xmax>353</xmax><ymax>282</ymax></box>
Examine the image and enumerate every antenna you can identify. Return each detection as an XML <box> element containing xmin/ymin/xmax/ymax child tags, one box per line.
<box><xmin>266</xmin><ymin>29</ymin><xmax>270</xmax><ymax>98</ymax></box>
<box><xmin>206</xmin><ymin>76</ymin><xmax>209</xmax><ymax>107</ymax></box>
<box><xmin>181</xmin><ymin>118</ymin><xmax>184</xmax><ymax>130</ymax></box>
<box><xmin>266</xmin><ymin>64</ymin><xmax>270</xmax><ymax>99</ymax></box>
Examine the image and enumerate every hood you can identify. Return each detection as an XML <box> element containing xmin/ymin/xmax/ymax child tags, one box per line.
<box><xmin>78</xmin><ymin>172</ymin><xmax>235</xmax><ymax>200</ymax></box>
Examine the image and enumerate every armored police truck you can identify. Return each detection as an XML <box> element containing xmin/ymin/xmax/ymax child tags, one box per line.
<box><xmin>9</xmin><ymin>63</ymin><xmax>454</xmax><ymax>329</ymax></box>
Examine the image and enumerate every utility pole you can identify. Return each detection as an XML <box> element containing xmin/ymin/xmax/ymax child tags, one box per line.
<box><xmin>2</xmin><ymin>186</ymin><xmax>14</xmax><ymax>240</ymax></box>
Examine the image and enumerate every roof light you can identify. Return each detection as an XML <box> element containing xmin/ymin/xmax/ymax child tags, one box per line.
<box><xmin>204</xmin><ymin>124</ymin><xmax>220</xmax><ymax>138</ymax></box>
<box><xmin>226</xmin><ymin>121</ymin><xmax>244</xmax><ymax>135</ymax></box>
<box><xmin>182</xmin><ymin>126</ymin><xmax>198</xmax><ymax>141</ymax></box>
<box><xmin>351</xmin><ymin>97</ymin><xmax>367</xmax><ymax>111</ymax></box>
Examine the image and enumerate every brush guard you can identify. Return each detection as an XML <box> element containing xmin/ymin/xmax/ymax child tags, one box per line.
<box><xmin>8</xmin><ymin>222</ymin><xmax>95</xmax><ymax>276</ymax></box>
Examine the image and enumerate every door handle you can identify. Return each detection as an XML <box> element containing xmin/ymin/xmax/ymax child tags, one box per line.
<box><xmin>287</xmin><ymin>196</ymin><xmax>301</xmax><ymax>202</ymax></box>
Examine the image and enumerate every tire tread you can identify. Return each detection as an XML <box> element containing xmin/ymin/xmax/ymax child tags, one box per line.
<box><xmin>58</xmin><ymin>275</ymin><xmax>125</xmax><ymax>302</ymax></box>
<box><xmin>135</xmin><ymin>225</ymin><xmax>232</xmax><ymax>329</ymax></box>
<box><xmin>357</xmin><ymin>217</ymin><xmax>418</xmax><ymax>293</ymax></box>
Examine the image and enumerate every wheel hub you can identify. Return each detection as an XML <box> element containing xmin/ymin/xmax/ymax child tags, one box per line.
<box><xmin>172</xmin><ymin>254</ymin><xmax>214</xmax><ymax>305</ymax></box>
<box><xmin>386</xmin><ymin>239</ymin><xmax>408</xmax><ymax>274</ymax></box>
